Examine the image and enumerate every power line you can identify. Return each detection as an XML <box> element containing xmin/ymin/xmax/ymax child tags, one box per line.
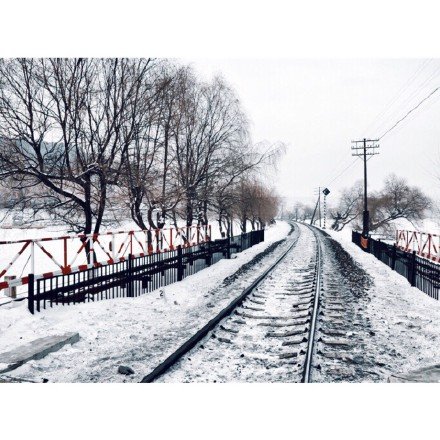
<box><xmin>373</xmin><ymin>62</ymin><xmax>440</xmax><ymax>138</ymax></box>
<box><xmin>320</xmin><ymin>154</ymin><xmax>354</xmax><ymax>184</ymax></box>
<box><xmin>364</xmin><ymin>60</ymin><xmax>440</xmax><ymax>142</ymax></box>
<box><xmin>363</xmin><ymin>59</ymin><xmax>432</xmax><ymax>136</ymax></box>
<box><xmin>325</xmin><ymin>157</ymin><xmax>359</xmax><ymax>186</ymax></box>
<box><xmin>322</xmin><ymin>63</ymin><xmax>439</xmax><ymax>191</ymax></box>
<box><xmin>378</xmin><ymin>86</ymin><xmax>440</xmax><ymax>140</ymax></box>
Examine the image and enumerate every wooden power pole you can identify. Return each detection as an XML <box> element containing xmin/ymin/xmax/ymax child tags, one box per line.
<box><xmin>351</xmin><ymin>138</ymin><xmax>379</xmax><ymax>237</ymax></box>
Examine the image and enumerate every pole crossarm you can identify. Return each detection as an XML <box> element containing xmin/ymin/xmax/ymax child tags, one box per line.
<box><xmin>351</xmin><ymin>139</ymin><xmax>380</xmax><ymax>157</ymax></box>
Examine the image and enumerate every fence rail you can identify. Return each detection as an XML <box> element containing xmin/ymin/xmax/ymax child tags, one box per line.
<box><xmin>27</xmin><ymin>229</ymin><xmax>265</xmax><ymax>313</ymax></box>
<box><xmin>395</xmin><ymin>229</ymin><xmax>440</xmax><ymax>262</ymax></box>
<box><xmin>352</xmin><ymin>231</ymin><xmax>439</xmax><ymax>300</ymax></box>
<box><xmin>0</xmin><ymin>225</ymin><xmax>211</xmax><ymax>294</ymax></box>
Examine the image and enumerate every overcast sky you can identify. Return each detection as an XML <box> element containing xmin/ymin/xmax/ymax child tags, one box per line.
<box><xmin>185</xmin><ymin>58</ymin><xmax>440</xmax><ymax>210</ymax></box>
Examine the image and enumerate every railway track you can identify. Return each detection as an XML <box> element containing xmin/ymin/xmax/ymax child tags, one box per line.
<box><xmin>141</xmin><ymin>223</ymin><xmax>324</xmax><ymax>383</ymax></box>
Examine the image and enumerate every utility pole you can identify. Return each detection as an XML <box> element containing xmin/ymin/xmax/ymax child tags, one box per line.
<box><xmin>313</xmin><ymin>187</ymin><xmax>322</xmax><ymax>227</ymax></box>
<box><xmin>318</xmin><ymin>189</ymin><xmax>322</xmax><ymax>228</ymax></box>
<box><xmin>310</xmin><ymin>195</ymin><xmax>319</xmax><ymax>226</ymax></box>
<box><xmin>351</xmin><ymin>138</ymin><xmax>379</xmax><ymax>237</ymax></box>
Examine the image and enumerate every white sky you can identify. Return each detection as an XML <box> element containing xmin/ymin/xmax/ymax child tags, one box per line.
<box><xmin>185</xmin><ymin>58</ymin><xmax>440</xmax><ymax>210</ymax></box>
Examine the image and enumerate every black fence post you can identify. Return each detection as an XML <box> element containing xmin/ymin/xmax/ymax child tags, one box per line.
<box><xmin>177</xmin><ymin>245</ymin><xmax>183</xmax><ymax>281</ymax></box>
<box><xmin>28</xmin><ymin>273</ymin><xmax>34</xmax><ymax>314</ymax></box>
<box><xmin>410</xmin><ymin>251</ymin><xmax>417</xmax><ymax>287</ymax></box>
<box><xmin>206</xmin><ymin>240</ymin><xmax>212</xmax><ymax>266</ymax></box>
<box><xmin>226</xmin><ymin>236</ymin><xmax>231</xmax><ymax>259</ymax></box>
<box><xmin>262</xmin><ymin>228</ymin><xmax>265</xmax><ymax>243</ymax></box>
<box><xmin>391</xmin><ymin>244</ymin><xmax>397</xmax><ymax>271</ymax></box>
<box><xmin>127</xmin><ymin>254</ymin><xmax>134</xmax><ymax>297</ymax></box>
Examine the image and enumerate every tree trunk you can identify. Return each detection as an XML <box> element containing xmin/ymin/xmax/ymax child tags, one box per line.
<box><xmin>147</xmin><ymin>206</ymin><xmax>158</xmax><ymax>229</ymax></box>
<box><xmin>186</xmin><ymin>199</ymin><xmax>193</xmax><ymax>227</ymax></box>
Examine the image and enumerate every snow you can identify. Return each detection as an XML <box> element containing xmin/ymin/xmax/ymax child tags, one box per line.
<box><xmin>3</xmin><ymin>219</ymin><xmax>439</xmax><ymax>383</ymax></box>
<box><xmin>157</xmin><ymin>224</ymin><xmax>440</xmax><ymax>383</ymax></box>
<box><xmin>157</xmin><ymin>223</ymin><xmax>311</xmax><ymax>383</ymax></box>
<box><xmin>327</xmin><ymin>228</ymin><xmax>440</xmax><ymax>378</ymax></box>
<box><xmin>0</xmin><ymin>220</ymin><xmax>291</xmax><ymax>383</ymax></box>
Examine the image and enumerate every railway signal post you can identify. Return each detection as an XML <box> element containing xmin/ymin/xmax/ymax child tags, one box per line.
<box><xmin>322</xmin><ymin>188</ymin><xmax>330</xmax><ymax>229</ymax></box>
<box><xmin>351</xmin><ymin>138</ymin><xmax>379</xmax><ymax>237</ymax></box>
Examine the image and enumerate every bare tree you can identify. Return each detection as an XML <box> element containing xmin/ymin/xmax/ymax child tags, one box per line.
<box><xmin>0</xmin><ymin>58</ymin><xmax>285</xmax><ymax>240</ymax></box>
<box><xmin>330</xmin><ymin>181</ymin><xmax>363</xmax><ymax>231</ymax></box>
<box><xmin>0</xmin><ymin>58</ymin><xmax>153</xmax><ymax>235</ymax></box>
<box><xmin>367</xmin><ymin>174</ymin><xmax>431</xmax><ymax>234</ymax></box>
<box><xmin>233</xmin><ymin>177</ymin><xmax>280</xmax><ymax>232</ymax></box>
<box><xmin>171</xmin><ymin>71</ymin><xmax>252</xmax><ymax>227</ymax></box>
<box><xmin>121</xmin><ymin>61</ymin><xmax>183</xmax><ymax>232</ymax></box>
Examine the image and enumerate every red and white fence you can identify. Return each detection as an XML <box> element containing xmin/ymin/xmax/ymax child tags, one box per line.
<box><xmin>395</xmin><ymin>229</ymin><xmax>440</xmax><ymax>263</ymax></box>
<box><xmin>0</xmin><ymin>225</ymin><xmax>211</xmax><ymax>294</ymax></box>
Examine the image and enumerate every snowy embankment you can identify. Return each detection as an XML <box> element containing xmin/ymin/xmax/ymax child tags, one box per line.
<box><xmin>327</xmin><ymin>229</ymin><xmax>440</xmax><ymax>377</ymax></box>
<box><xmin>0</xmin><ymin>221</ymin><xmax>291</xmax><ymax>383</ymax></box>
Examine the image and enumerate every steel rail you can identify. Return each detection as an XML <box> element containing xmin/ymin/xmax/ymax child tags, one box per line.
<box><xmin>302</xmin><ymin>224</ymin><xmax>323</xmax><ymax>383</ymax></box>
<box><xmin>140</xmin><ymin>225</ymin><xmax>300</xmax><ymax>383</ymax></box>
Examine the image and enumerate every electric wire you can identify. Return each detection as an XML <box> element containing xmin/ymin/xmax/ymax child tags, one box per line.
<box><xmin>317</xmin><ymin>61</ymin><xmax>439</xmax><ymax>192</ymax></box>
<box><xmin>325</xmin><ymin>157</ymin><xmax>359</xmax><ymax>186</ymax></box>
<box><xmin>363</xmin><ymin>59</ymin><xmax>432</xmax><ymax>136</ymax></box>
<box><xmin>378</xmin><ymin>86</ymin><xmax>440</xmax><ymax>140</ymax></box>
<box><xmin>373</xmin><ymin>61</ymin><xmax>440</xmax><ymax>137</ymax></box>
<box><xmin>320</xmin><ymin>154</ymin><xmax>355</xmax><ymax>185</ymax></box>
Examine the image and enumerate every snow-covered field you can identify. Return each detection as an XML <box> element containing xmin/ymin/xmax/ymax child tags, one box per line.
<box><xmin>0</xmin><ymin>221</ymin><xmax>292</xmax><ymax>382</ymax></box>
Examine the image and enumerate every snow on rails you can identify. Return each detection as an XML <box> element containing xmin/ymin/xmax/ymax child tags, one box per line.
<box><xmin>0</xmin><ymin>225</ymin><xmax>211</xmax><ymax>295</ymax></box>
<box><xmin>141</xmin><ymin>223</ymin><xmax>324</xmax><ymax>383</ymax></box>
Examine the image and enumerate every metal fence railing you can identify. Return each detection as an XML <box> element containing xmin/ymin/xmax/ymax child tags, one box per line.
<box><xmin>27</xmin><ymin>229</ymin><xmax>265</xmax><ymax>313</ymax></box>
<box><xmin>0</xmin><ymin>224</ymin><xmax>211</xmax><ymax>296</ymax></box>
<box><xmin>352</xmin><ymin>231</ymin><xmax>439</xmax><ymax>301</ymax></box>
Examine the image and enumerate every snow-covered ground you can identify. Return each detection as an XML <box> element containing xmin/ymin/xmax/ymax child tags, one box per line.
<box><xmin>3</xmin><ymin>220</ymin><xmax>439</xmax><ymax>383</ymax></box>
<box><xmin>327</xmin><ymin>228</ymin><xmax>440</xmax><ymax>378</ymax></box>
<box><xmin>0</xmin><ymin>221</ymin><xmax>292</xmax><ymax>382</ymax></box>
<box><xmin>157</xmin><ymin>223</ymin><xmax>310</xmax><ymax>383</ymax></box>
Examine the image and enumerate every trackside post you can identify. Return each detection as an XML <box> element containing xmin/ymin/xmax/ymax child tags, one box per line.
<box><xmin>391</xmin><ymin>244</ymin><xmax>397</xmax><ymax>270</ymax></box>
<box><xmin>127</xmin><ymin>254</ymin><xmax>134</xmax><ymax>297</ymax></box>
<box><xmin>206</xmin><ymin>240</ymin><xmax>212</xmax><ymax>267</ymax></box>
<box><xmin>28</xmin><ymin>273</ymin><xmax>35</xmax><ymax>314</ymax></box>
<box><xmin>410</xmin><ymin>251</ymin><xmax>417</xmax><ymax>287</ymax></box>
<box><xmin>177</xmin><ymin>246</ymin><xmax>183</xmax><ymax>281</ymax></box>
<box><xmin>226</xmin><ymin>236</ymin><xmax>231</xmax><ymax>259</ymax></box>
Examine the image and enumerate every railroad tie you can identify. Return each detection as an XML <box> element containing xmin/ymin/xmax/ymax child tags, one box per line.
<box><xmin>282</xmin><ymin>337</ymin><xmax>308</xmax><ymax>346</ymax></box>
<box><xmin>220</xmin><ymin>325</ymin><xmax>239</xmax><ymax>334</ymax></box>
<box><xmin>242</xmin><ymin>305</ymin><xmax>265</xmax><ymax>312</ymax></box>
<box><xmin>266</xmin><ymin>327</ymin><xmax>308</xmax><ymax>338</ymax></box>
<box><xmin>318</xmin><ymin>336</ymin><xmax>351</xmax><ymax>348</ymax></box>
<box><xmin>257</xmin><ymin>319</ymin><xmax>309</xmax><ymax>327</ymax></box>
<box><xmin>279</xmin><ymin>352</ymin><xmax>298</xmax><ymax>359</ymax></box>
